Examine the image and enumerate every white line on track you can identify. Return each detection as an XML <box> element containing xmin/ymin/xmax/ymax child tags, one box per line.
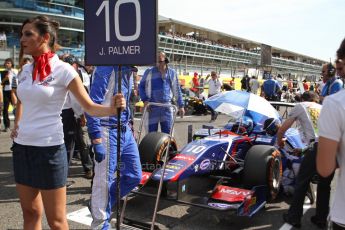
<box><xmin>133</xmin><ymin>115</ymin><xmax>193</xmax><ymax>121</ymax></box>
<box><xmin>67</xmin><ymin>207</ymin><xmax>141</xmax><ymax>229</ymax></box>
<box><xmin>67</xmin><ymin>207</ymin><xmax>92</xmax><ymax>226</ymax></box>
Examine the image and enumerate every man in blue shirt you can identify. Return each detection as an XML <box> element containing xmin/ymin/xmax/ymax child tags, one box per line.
<box><xmin>139</xmin><ymin>52</ymin><xmax>185</xmax><ymax>134</ymax></box>
<box><xmin>262</xmin><ymin>74</ymin><xmax>281</xmax><ymax>101</ymax></box>
<box><xmin>320</xmin><ymin>63</ymin><xmax>343</xmax><ymax>102</ymax></box>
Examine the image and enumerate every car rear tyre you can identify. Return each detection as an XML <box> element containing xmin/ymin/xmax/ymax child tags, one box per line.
<box><xmin>139</xmin><ymin>132</ymin><xmax>177</xmax><ymax>172</ymax></box>
<box><xmin>243</xmin><ymin>145</ymin><xmax>282</xmax><ymax>200</ymax></box>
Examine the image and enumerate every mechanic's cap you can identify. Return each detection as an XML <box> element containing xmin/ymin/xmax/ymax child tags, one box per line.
<box><xmin>63</xmin><ymin>55</ymin><xmax>79</xmax><ymax>66</ymax></box>
<box><xmin>263</xmin><ymin>118</ymin><xmax>281</xmax><ymax>136</ymax></box>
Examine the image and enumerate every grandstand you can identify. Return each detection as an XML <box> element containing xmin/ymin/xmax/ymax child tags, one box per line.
<box><xmin>0</xmin><ymin>1</ymin><xmax>323</xmax><ymax>81</ymax></box>
<box><xmin>0</xmin><ymin>0</ymin><xmax>84</xmax><ymax>63</ymax></box>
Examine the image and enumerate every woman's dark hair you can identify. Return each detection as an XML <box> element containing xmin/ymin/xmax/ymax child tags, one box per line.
<box><xmin>19</xmin><ymin>16</ymin><xmax>60</xmax><ymax>61</ymax></box>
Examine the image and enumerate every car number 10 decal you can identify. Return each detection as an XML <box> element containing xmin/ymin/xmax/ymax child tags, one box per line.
<box><xmin>185</xmin><ymin>145</ymin><xmax>206</xmax><ymax>154</ymax></box>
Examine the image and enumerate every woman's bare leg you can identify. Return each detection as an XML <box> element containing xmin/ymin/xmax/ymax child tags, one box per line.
<box><xmin>16</xmin><ymin>183</ymin><xmax>43</xmax><ymax>230</ymax></box>
<box><xmin>41</xmin><ymin>186</ymin><xmax>69</xmax><ymax>230</ymax></box>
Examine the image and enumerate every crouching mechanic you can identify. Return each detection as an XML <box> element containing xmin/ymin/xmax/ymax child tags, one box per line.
<box><xmin>86</xmin><ymin>66</ymin><xmax>142</xmax><ymax>229</ymax></box>
<box><xmin>277</xmin><ymin>91</ymin><xmax>327</xmax><ymax>228</ymax></box>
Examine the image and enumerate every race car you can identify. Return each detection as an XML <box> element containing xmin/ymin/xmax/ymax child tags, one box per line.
<box><xmin>134</xmin><ymin>127</ymin><xmax>285</xmax><ymax>217</ymax></box>
<box><xmin>133</xmin><ymin>108</ymin><xmax>309</xmax><ymax>218</ymax></box>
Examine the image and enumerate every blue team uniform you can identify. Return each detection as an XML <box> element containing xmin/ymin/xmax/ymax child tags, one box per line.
<box><xmin>321</xmin><ymin>77</ymin><xmax>343</xmax><ymax>97</ymax></box>
<box><xmin>263</xmin><ymin>78</ymin><xmax>281</xmax><ymax>100</ymax></box>
<box><xmin>86</xmin><ymin>66</ymin><xmax>141</xmax><ymax>229</ymax></box>
<box><xmin>139</xmin><ymin>66</ymin><xmax>184</xmax><ymax>134</ymax></box>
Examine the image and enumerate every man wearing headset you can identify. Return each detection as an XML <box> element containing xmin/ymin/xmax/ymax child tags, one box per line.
<box><xmin>139</xmin><ymin>52</ymin><xmax>185</xmax><ymax>134</ymax></box>
<box><xmin>320</xmin><ymin>63</ymin><xmax>343</xmax><ymax>102</ymax></box>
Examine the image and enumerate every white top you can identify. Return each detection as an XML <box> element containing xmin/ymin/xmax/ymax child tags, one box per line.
<box><xmin>249</xmin><ymin>79</ymin><xmax>260</xmax><ymax>92</ymax></box>
<box><xmin>15</xmin><ymin>55</ymin><xmax>76</xmax><ymax>146</ymax></box>
<box><xmin>288</xmin><ymin>101</ymin><xmax>321</xmax><ymax>145</ymax></box>
<box><xmin>318</xmin><ymin>90</ymin><xmax>345</xmax><ymax>225</ymax></box>
<box><xmin>207</xmin><ymin>78</ymin><xmax>222</xmax><ymax>95</ymax></box>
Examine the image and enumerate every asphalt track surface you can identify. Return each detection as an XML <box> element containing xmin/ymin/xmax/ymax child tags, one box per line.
<box><xmin>0</xmin><ymin>112</ymin><xmax>337</xmax><ymax>230</ymax></box>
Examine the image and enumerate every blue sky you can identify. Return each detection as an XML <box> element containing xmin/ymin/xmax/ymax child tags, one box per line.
<box><xmin>159</xmin><ymin>0</ymin><xmax>344</xmax><ymax>62</ymax></box>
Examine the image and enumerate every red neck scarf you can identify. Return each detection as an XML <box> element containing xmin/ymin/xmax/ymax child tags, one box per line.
<box><xmin>32</xmin><ymin>51</ymin><xmax>55</xmax><ymax>82</ymax></box>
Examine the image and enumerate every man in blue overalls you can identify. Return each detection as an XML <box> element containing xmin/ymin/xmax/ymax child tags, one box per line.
<box><xmin>87</xmin><ymin>66</ymin><xmax>142</xmax><ymax>229</ymax></box>
<box><xmin>139</xmin><ymin>52</ymin><xmax>184</xmax><ymax>134</ymax></box>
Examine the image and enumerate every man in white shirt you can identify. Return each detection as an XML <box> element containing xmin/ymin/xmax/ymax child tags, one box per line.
<box><xmin>205</xmin><ymin>71</ymin><xmax>222</xmax><ymax>122</ymax></box>
<box><xmin>279</xmin><ymin>91</ymin><xmax>324</xmax><ymax>228</ymax></box>
<box><xmin>249</xmin><ymin>76</ymin><xmax>260</xmax><ymax>95</ymax></box>
<box><xmin>317</xmin><ymin>39</ymin><xmax>345</xmax><ymax>229</ymax></box>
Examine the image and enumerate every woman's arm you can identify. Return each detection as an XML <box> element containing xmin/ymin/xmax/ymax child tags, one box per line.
<box><xmin>68</xmin><ymin>76</ymin><xmax>125</xmax><ymax>117</ymax></box>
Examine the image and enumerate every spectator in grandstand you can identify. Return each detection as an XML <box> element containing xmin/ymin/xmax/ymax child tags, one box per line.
<box><xmin>205</xmin><ymin>71</ymin><xmax>222</xmax><ymax>122</ymax></box>
<box><xmin>87</xmin><ymin>65</ymin><xmax>141</xmax><ymax>229</ymax></box>
<box><xmin>280</xmin><ymin>91</ymin><xmax>325</xmax><ymax>228</ymax></box>
<box><xmin>10</xmin><ymin>15</ymin><xmax>125</xmax><ymax>230</ymax></box>
<box><xmin>316</xmin><ymin>37</ymin><xmax>345</xmax><ymax>230</ymax></box>
<box><xmin>262</xmin><ymin>74</ymin><xmax>281</xmax><ymax>101</ymax></box>
<box><xmin>320</xmin><ymin>63</ymin><xmax>343</xmax><ymax>102</ymax></box>
<box><xmin>1</xmin><ymin>58</ymin><xmax>18</xmax><ymax>132</ymax></box>
<box><xmin>249</xmin><ymin>76</ymin><xmax>260</xmax><ymax>94</ymax></box>
<box><xmin>62</xmin><ymin>54</ymin><xmax>93</xmax><ymax>179</ymax></box>
<box><xmin>139</xmin><ymin>51</ymin><xmax>185</xmax><ymax>134</ymax></box>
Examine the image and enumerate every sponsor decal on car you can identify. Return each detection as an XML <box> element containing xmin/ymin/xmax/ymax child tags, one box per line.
<box><xmin>211</xmin><ymin>185</ymin><xmax>253</xmax><ymax>203</ymax></box>
<box><xmin>174</xmin><ymin>154</ymin><xmax>196</xmax><ymax>162</ymax></box>
<box><xmin>166</xmin><ymin>165</ymin><xmax>181</xmax><ymax>170</ymax></box>
<box><xmin>199</xmin><ymin>159</ymin><xmax>211</xmax><ymax>170</ymax></box>
<box><xmin>207</xmin><ymin>202</ymin><xmax>241</xmax><ymax>210</ymax></box>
